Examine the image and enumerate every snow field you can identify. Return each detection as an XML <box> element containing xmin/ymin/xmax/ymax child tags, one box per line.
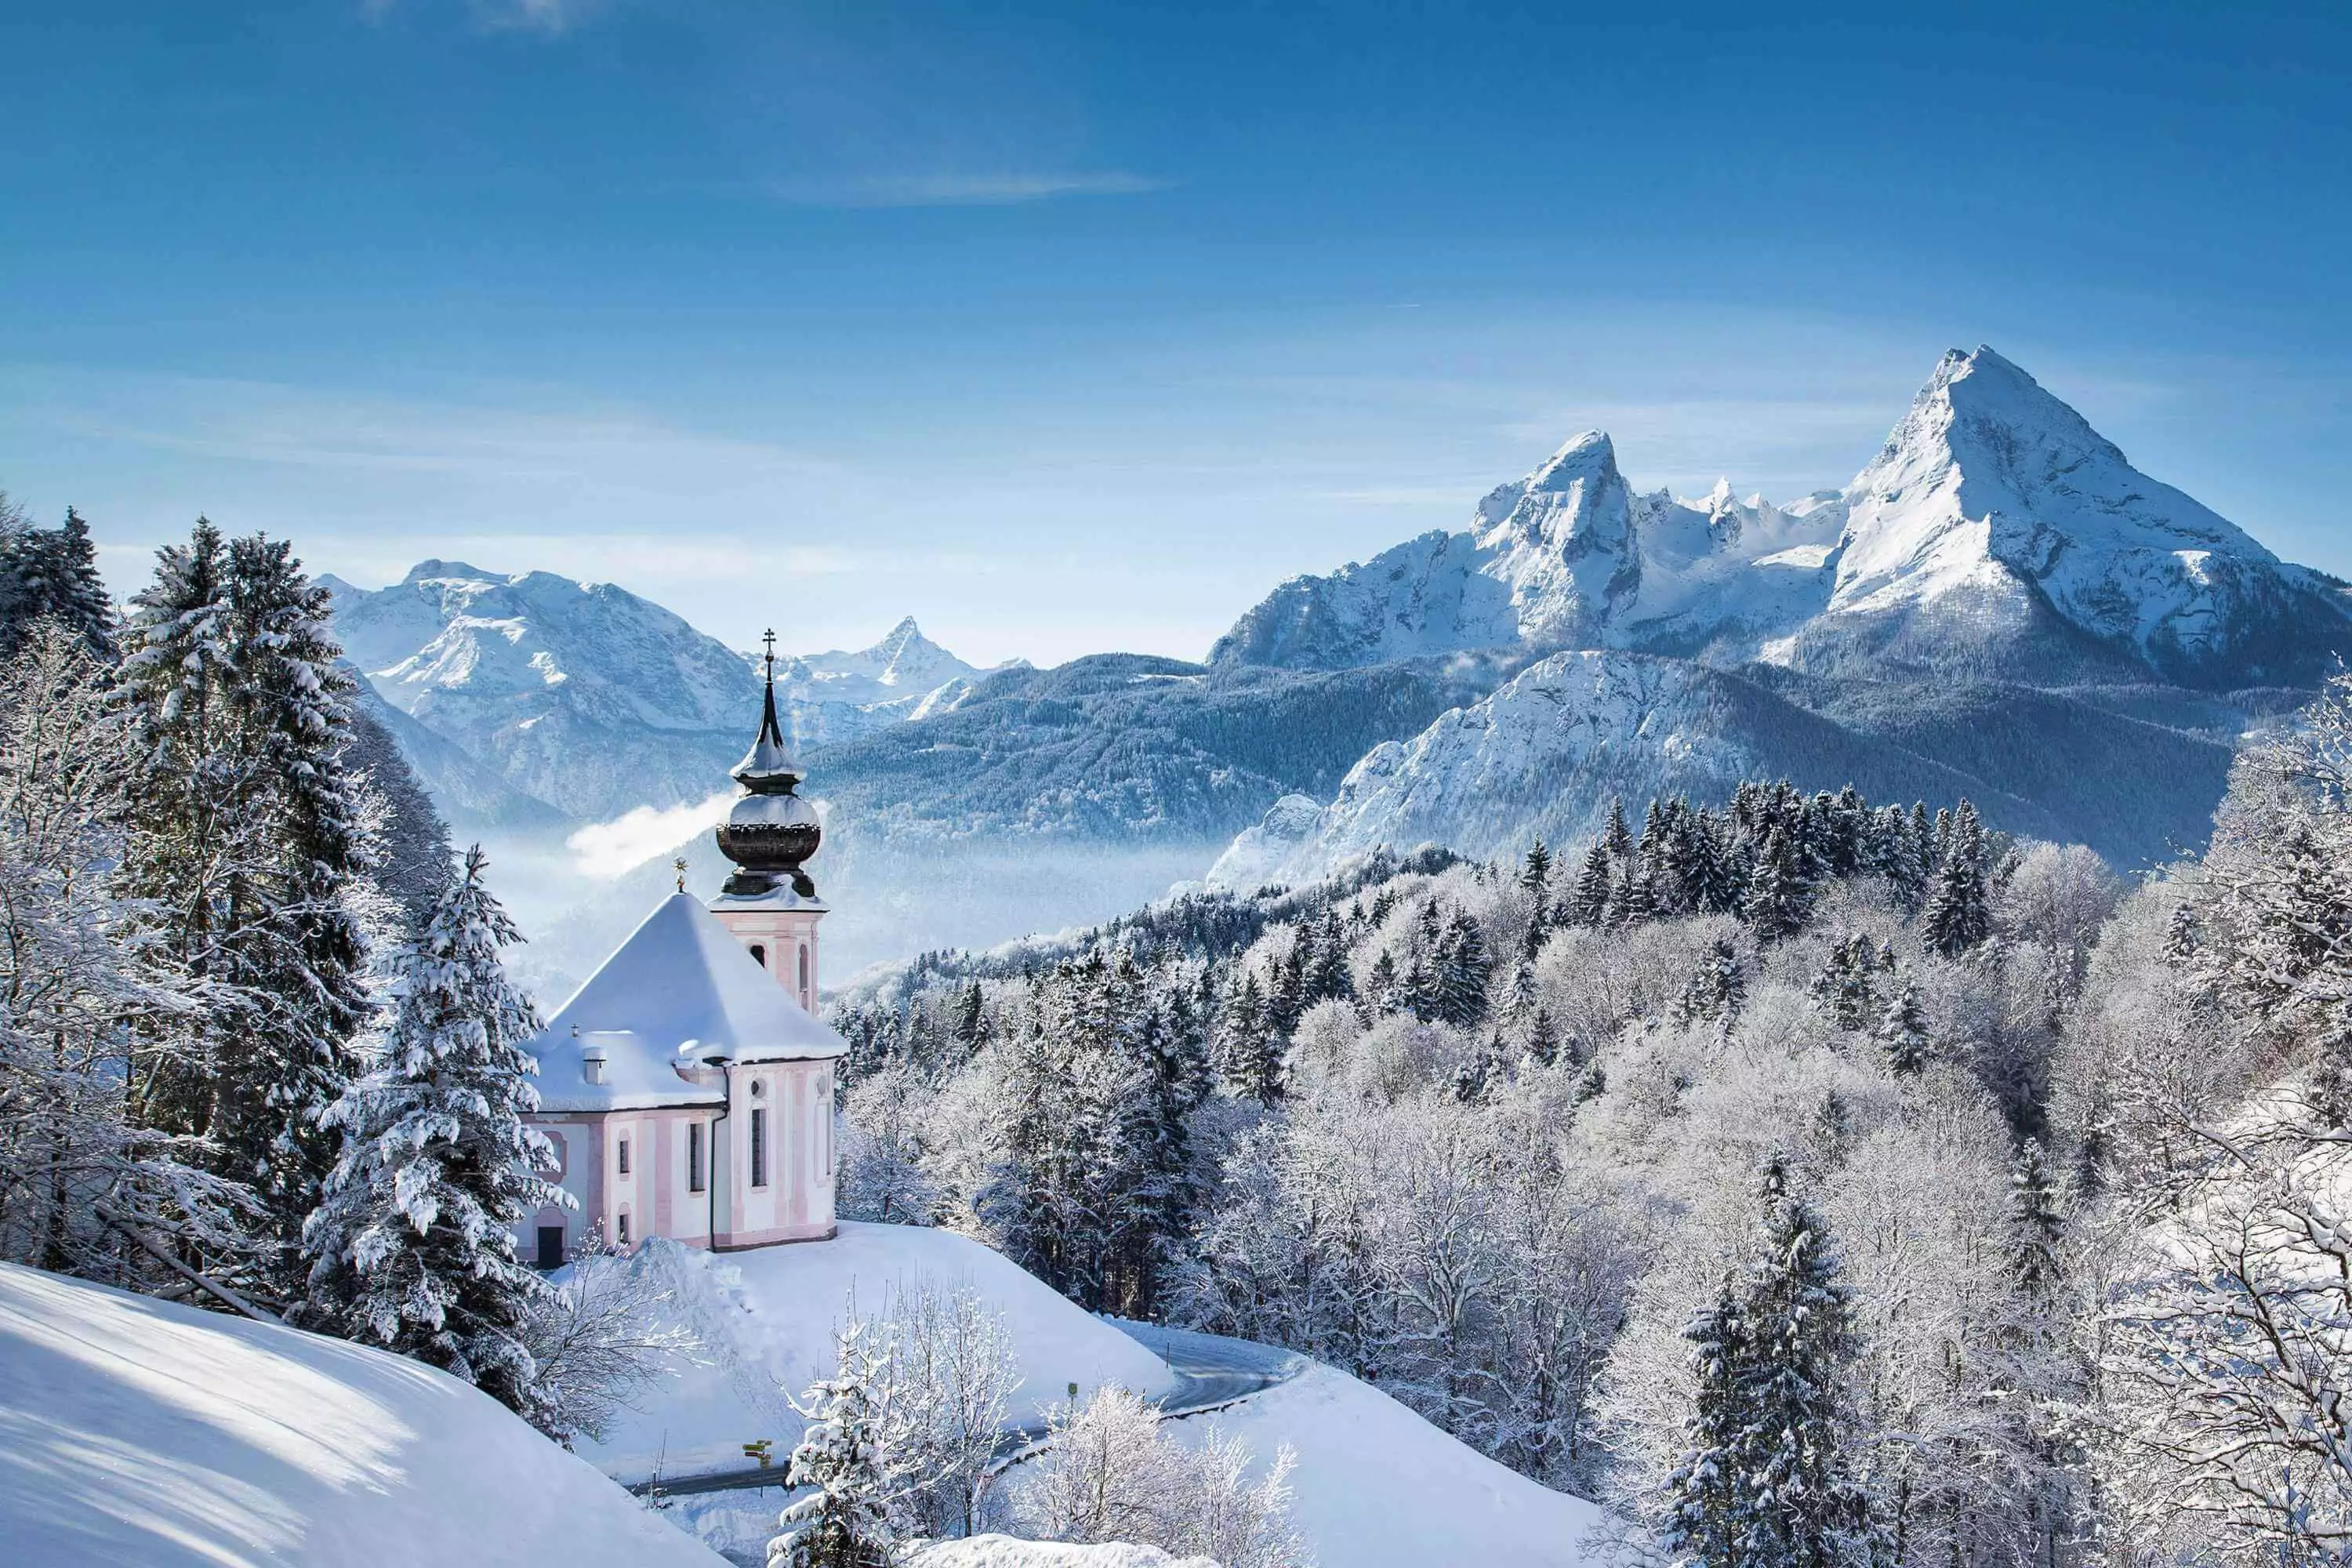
<box><xmin>0</xmin><ymin>1261</ymin><xmax>726</xmax><ymax>1568</ymax></box>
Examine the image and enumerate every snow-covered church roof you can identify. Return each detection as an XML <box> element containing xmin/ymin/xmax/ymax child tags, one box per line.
<box><xmin>526</xmin><ymin>893</ymin><xmax>847</xmax><ymax>1112</ymax></box>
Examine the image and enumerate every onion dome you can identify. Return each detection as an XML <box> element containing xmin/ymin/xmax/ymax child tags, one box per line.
<box><xmin>716</xmin><ymin>632</ymin><xmax>822</xmax><ymax>898</ymax></box>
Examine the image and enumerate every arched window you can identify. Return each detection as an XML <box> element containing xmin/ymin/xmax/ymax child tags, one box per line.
<box><xmin>749</xmin><ymin>943</ymin><xmax>767</xmax><ymax>968</ymax></box>
<box><xmin>797</xmin><ymin>944</ymin><xmax>811</xmax><ymax>992</ymax></box>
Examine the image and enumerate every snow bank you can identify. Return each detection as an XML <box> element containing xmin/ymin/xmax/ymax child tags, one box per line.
<box><xmin>586</xmin><ymin>1224</ymin><xmax>1175</xmax><ymax>1479</ymax></box>
<box><xmin>909</xmin><ymin>1537</ymin><xmax>1214</xmax><ymax>1568</ymax></box>
<box><xmin>1156</xmin><ymin>1362</ymin><xmax>1605</xmax><ymax>1568</ymax></box>
<box><xmin>0</xmin><ymin>1261</ymin><xmax>723</xmax><ymax>1568</ymax></box>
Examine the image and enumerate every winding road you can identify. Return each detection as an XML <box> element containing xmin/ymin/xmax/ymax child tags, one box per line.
<box><xmin>629</xmin><ymin>1320</ymin><xmax>1302</xmax><ymax>1500</ymax></box>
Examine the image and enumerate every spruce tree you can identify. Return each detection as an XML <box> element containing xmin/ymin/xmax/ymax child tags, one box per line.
<box><xmin>2008</xmin><ymin>1138</ymin><xmax>2063</xmax><ymax>1298</ymax></box>
<box><xmin>1663</xmin><ymin>1157</ymin><xmax>1875</xmax><ymax>1568</ymax></box>
<box><xmin>1569</xmin><ymin>845</ymin><xmax>1613</xmax><ymax>927</ymax></box>
<box><xmin>1877</xmin><ymin>982</ymin><xmax>1929</xmax><ymax>1076</ymax></box>
<box><xmin>2</xmin><ymin>504</ymin><xmax>114</xmax><ymax>657</ymax></box>
<box><xmin>1677</xmin><ymin>938</ymin><xmax>1746</xmax><ymax>1027</ymax></box>
<box><xmin>217</xmin><ymin>534</ymin><xmax>375</xmax><ymax>1247</ymax></box>
<box><xmin>1520</xmin><ymin>837</ymin><xmax>1553</xmax><ymax>906</ymax></box>
<box><xmin>1526</xmin><ymin>1007</ymin><xmax>1560</xmax><ymax>1068</ymax></box>
<box><xmin>1436</xmin><ymin>906</ymin><xmax>1490</xmax><ymax>1026</ymax></box>
<box><xmin>1602</xmin><ymin>796</ymin><xmax>1634</xmax><ymax>862</ymax></box>
<box><xmin>1742</xmin><ymin>825</ymin><xmax>1810</xmax><ymax>942</ymax></box>
<box><xmin>1921</xmin><ymin>845</ymin><xmax>1992</xmax><ymax>957</ymax></box>
<box><xmin>769</xmin><ymin>1323</ymin><xmax>898</xmax><ymax>1568</ymax></box>
<box><xmin>300</xmin><ymin>848</ymin><xmax>558</xmax><ymax>1417</ymax></box>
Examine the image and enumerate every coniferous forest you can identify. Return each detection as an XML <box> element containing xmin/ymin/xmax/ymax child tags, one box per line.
<box><xmin>9</xmin><ymin>497</ymin><xmax>2352</xmax><ymax>1566</ymax></box>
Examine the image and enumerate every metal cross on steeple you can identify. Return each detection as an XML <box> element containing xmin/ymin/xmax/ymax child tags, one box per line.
<box><xmin>761</xmin><ymin>627</ymin><xmax>777</xmax><ymax>680</ymax></box>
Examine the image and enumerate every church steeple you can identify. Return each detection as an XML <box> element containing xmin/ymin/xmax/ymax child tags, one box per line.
<box><xmin>715</xmin><ymin>630</ymin><xmax>822</xmax><ymax>900</ymax></box>
<box><xmin>733</xmin><ymin>630</ymin><xmax>801</xmax><ymax>790</ymax></box>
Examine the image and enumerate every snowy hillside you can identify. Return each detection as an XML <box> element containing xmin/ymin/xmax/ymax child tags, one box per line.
<box><xmin>0</xmin><ymin>1261</ymin><xmax>724</xmax><ymax>1568</ymax></box>
<box><xmin>582</xmin><ymin>1225</ymin><xmax>1175</xmax><ymax>1481</ymax></box>
<box><xmin>1213</xmin><ymin>347</ymin><xmax>2351</xmax><ymax>687</ymax></box>
<box><xmin>1209</xmin><ymin>648</ymin><xmax>2242</xmax><ymax>887</ymax></box>
<box><xmin>1155</xmin><ymin>1362</ymin><xmax>1603</xmax><ymax>1567</ymax></box>
<box><xmin>324</xmin><ymin>564</ymin><xmax>990</xmax><ymax>824</ymax></box>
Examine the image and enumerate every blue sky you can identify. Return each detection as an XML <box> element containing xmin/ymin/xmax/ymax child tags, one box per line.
<box><xmin>2</xmin><ymin>1</ymin><xmax>2346</xmax><ymax>666</ymax></box>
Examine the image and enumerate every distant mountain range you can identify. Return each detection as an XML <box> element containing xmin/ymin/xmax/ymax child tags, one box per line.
<box><xmin>322</xmin><ymin>563</ymin><xmax>1003</xmax><ymax>829</ymax></box>
<box><xmin>325</xmin><ymin>347</ymin><xmax>2340</xmax><ymax>989</ymax></box>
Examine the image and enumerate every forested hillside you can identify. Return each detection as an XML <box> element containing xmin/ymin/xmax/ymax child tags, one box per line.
<box><xmin>833</xmin><ymin>724</ymin><xmax>2352</xmax><ymax>1565</ymax></box>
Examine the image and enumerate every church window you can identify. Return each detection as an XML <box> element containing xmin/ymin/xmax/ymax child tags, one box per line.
<box><xmin>617</xmin><ymin>1212</ymin><xmax>630</xmax><ymax>1245</ymax></box>
<box><xmin>688</xmin><ymin>1122</ymin><xmax>706</xmax><ymax>1193</ymax></box>
<box><xmin>617</xmin><ymin>1137</ymin><xmax>630</xmax><ymax>1175</ymax></box>
<box><xmin>750</xmin><ymin>943</ymin><xmax>766</xmax><ymax>968</ymax></box>
<box><xmin>750</xmin><ymin>1108</ymin><xmax>768</xmax><ymax>1188</ymax></box>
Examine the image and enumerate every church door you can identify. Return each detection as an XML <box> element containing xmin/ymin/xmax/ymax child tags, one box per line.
<box><xmin>538</xmin><ymin>1225</ymin><xmax>565</xmax><ymax>1269</ymax></box>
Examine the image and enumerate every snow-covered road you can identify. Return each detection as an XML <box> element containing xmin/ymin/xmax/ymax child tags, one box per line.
<box><xmin>641</xmin><ymin>1319</ymin><xmax>1303</xmax><ymax>1499</ymax></box>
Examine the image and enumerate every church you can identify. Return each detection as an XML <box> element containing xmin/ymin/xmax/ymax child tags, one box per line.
<box><xmin>514</xmin><ymin>642</ymin><xmax>848</xmax><ymax>1265</ymax></box>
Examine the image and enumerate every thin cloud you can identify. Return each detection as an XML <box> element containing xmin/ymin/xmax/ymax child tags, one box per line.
<box><xmin>773</xmin><ymin>171</ymin><xmax>1167</xmax><ymax>208</ymax></box>
<box><xmin>566</xmin><ymin>789</ymin><xmax>735</xmax><ymax>880</ymax></box>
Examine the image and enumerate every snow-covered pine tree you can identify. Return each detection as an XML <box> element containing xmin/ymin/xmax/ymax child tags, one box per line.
<box><xmin>1676</xmin><ymin>938</ymin><xmax>1745</xmax><ymax>1027</ymax></box>
<box><xmin>1662</xmin><ymin>1156</ymin><xmax>1875</xmax><ymax>1568</ymax></box>
<box><xmin>1367</xmin><ymin>948</ymin><xmax>1403</xmax><ymax>1015</ymax></box>
<box><xmin>1922</xmin><ymin>841</ymin><xmax>1992</xmax><ymax>957</ymax></box>
<box><xmin>1222</xmin><ymin>971</ymin><xmax>1286</xmax><ymax>1106</ymax></box>
<box><xmin>300</xmin><ymin>846</ymin><xmax>561</xmax><ymax>1419</ymax></box>
<box><xmin>341</xmin><ymin>705</ymin><xmax>455</xmax><ymax>936</ymax></box>
<box><xmin>950</xmin><ymin>979</ymin><xmax>988</xmax><ymax>1054</ymax></box>
<box><xmin>1876</xmin><ymin>982</ymin><xmax>1929</xmax><ymax>1076</ymax></box>
<box><xmin>116</xmin><ymin>523</ymin><xmax>377</xmax><ymax>1280</ymax></box>
<box><xmin>1602</xmin><ymin>797</ymin><xmax>1634</xmax><ymax>863</ymax></box>
<box><xmin>216</xmin><ymin>535</ymin><xmax>375</xmax><ymax>1253</ymax></box>
<box><xmin>1568</xmin><ymin>844</ymin><xmax>1613</xmax><ymax>928</ymax></box>
<box><xmin>1435</xmin><ymin>906</ymin><xmax>1490</xmax><ymax>1027</ymax></box>
<box><xmin>1520</xmin><ymin>837</ymin><xmax>1552</xmax><ymax>913</ymax></box>
<box><xmin>1742</xmin><ymin>824</ymin><xmax>1809</xmax><ymax>942</ymax></box>
<box><xmin>770</xmin><ymin>1322</ymin><xmax>898</xmax><ymax>1568</ymax></box>
<box><xmin>1</xmin><ymin>505</ymin><xmax>114</xmax><ymax>658</ymax></box>
<box><xmin>1806</xmin><ymin>935</ymin><xmax>1877</xmax><ymax>1031</ymax></box>
<box><xmin>2007</xmin><ymin>1138</ymin><xmax>2063</xmax><ymax>1299</ymax></box>
<box><xmin>1526</xmin><ymin>1007</ymin><xmax>1560</xmax><ymax>1068</ymax></box>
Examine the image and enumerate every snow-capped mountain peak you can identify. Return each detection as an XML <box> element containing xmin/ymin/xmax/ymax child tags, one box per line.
<box><xmin>1816</xmin><ymin>343</ymin><xmax>2334</xmax><ymax>680</ymax></box>
<box><xmin>1214</xmin><ymin>344</ymin><xmax>2349</xmax><ymax>686</ymax></box>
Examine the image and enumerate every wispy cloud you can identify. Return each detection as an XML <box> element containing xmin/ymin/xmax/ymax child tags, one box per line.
<box><xmin>771</xmin><ymin>171</ymin><xmax>1166</xmax><ymax>208</ymax></box>
<box><xmin>566</xmin><ymin>789</ymin><xmax>735</xmax><ymax>879</ymax></box>
<box><xmin>470</xmin><ymin>0</ymin><xmax>598</xmax><ymax>34</ymax></box>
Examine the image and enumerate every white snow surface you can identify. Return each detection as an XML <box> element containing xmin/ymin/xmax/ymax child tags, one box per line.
<box><xmin>584</xmin><ymin>1225</ymin><xmax>1175</xmax><ymax>1481</ymax></box>
<box><xmin>908</xmin><ymin>1538</ymin><xmax>1214</xmax><ymax>1568</ymax></box>
<box><xmin>1149</xmin><ymin>1362</ymin><xmax>1604</xmax><ymax>1568</ymax></box>
<box><xmin>0</xmin><ymin>1261</ymin><xmax>725</xmax><ymax>1568</ymax></box>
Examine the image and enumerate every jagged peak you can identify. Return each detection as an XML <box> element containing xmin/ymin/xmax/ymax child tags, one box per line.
<box><xmin>1526</xmin><ymin>430</ymin><xmax>1618</xmax><ymax>492</ymax></box>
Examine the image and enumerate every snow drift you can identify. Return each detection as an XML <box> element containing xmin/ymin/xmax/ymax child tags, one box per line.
<box><xmin>0</xmin><ymin>1261</ymin><xmax>724</xmax><ymax>1568</ymax></box>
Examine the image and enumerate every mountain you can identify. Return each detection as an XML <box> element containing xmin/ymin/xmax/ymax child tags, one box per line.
<box><xmin>323</xmin><ymin>563</ymin><xmax>990</xmax><ymax>824</ymax></box>
<box><xmin>1213</xmin><ymin>347</ymin><xmax>2352</xmax><ymax>688</ymax></box>
<box><xmin>1208</xmin><ymin>649</ymin><xmax>2240</xmax><ymax>891</ymax></box>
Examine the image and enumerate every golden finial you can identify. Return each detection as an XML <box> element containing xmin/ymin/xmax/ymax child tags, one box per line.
<box><xmin>674</xmin><ymin>856</ymin><xmax>688</xmax><ymax>894</ymax></box>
